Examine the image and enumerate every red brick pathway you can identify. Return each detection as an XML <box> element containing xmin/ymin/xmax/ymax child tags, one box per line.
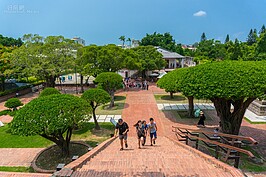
<box><xmin>121</xmin><ymin>90</ymin><xmax>165</xmax><ymax>136</ymax></box>
<box><xmin>73</xmin><ymin>136</ymin><xmax>234</xmax><ymax>177</ymax></box>
<box><xmin>0</xmin><ymin>172</ymin><xmax>50</xmax><ymax>177</ymax></box>
<box><xmin>0</xmin><ymin>148</ymin><xmax>44</xmax><ymax>167</ymax></box>
<box><xmin>72</xmin><ymin>89</ymin><xmax>243</xmax><ymax>176</ymax></box>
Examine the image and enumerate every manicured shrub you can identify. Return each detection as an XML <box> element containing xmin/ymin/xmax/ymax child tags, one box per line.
<box><xmin>39</xmin><ymin>87</ymin><xmax>60</xmax><ymax>97</ymax></box>
<box><xmin>4</xmin><ymin>98</ymin><xmax>23</xmax><ymax>111</ymax></box>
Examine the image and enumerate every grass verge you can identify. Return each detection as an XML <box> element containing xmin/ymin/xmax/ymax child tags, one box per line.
<box><xmin>154</xmin><ymin>94</ymin><xmax>212</xmax><ymax>104</ymax></box>
<box><xmin>0</xmin><ymin>166</ymin><xmax>34</xmax><ymax>173</ymax></box>
<box><xmin>244</xmin><ymin>117</ymin><xmax>266</xmax><ymax>124</ymax></box>
<box><xmin>96</xmin><ymin>95</ymin><xmax>126</xmax><ymax>115</ymax></box>
<box><xmin>0</xmin><ymin>122</ymin><xmax>115</xmax><ymax>148</ymax></box>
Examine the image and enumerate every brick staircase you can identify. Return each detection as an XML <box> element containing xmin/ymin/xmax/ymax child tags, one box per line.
<box><xmin>71</xmin><ymin>136</ymin><xmax>236</xmax><ymax>177</ymax></box>
<box><xmin>0</xmin><ymin>172</ymin><xmax>50</xmax><ymax>177</ymax></box>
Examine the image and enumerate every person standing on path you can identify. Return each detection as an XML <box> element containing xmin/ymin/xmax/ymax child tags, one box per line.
<box><xmin>197</xmin><ymin>111</ymin><xmax>206</xmax><ymax>127</ymax></box>
<box><xmin>115</xmin><ymin>119</ymin><xmax>129</xmax><ymax>151</ymax></box>
<box><xmin>134</xmin><ymin>120</ymin><xmax>146</xmax><ymax>149</ymax></box>
<box><xmin>148</xmin><ymin>118</ymin><xmax>157</xmax><ymax>146</ymax></box>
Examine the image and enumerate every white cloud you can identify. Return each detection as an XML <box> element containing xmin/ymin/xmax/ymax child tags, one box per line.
<box><xmin>193</xmin><ymin>10</ymin><xmax>207</xmax><ymax>17</ymax></box>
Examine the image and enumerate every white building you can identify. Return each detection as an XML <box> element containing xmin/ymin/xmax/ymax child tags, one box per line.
<box><xmin>72</xmin><ymin>37</ymin><xmax>85</xmax><ymax>46</ymax></box>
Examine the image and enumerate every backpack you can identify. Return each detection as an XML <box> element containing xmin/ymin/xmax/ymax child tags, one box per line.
<box><xmin>194</xmin><ymin>109</ymin><xmax>201</xmax><ymax>118</ymax></box>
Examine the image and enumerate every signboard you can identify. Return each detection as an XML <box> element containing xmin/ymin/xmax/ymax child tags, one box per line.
<box><xmin>110</xmin><ymin>118</ymin><xmax>117</xmax><ymax>126</ymax></box>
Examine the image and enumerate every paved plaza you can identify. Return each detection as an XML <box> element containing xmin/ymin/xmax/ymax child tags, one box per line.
<box><xmin>158</xmin><ymin>103</ymin><xmax>266</xmax><ymax>123</ymax></box>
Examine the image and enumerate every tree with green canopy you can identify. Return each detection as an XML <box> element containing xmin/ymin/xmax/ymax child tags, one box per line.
<box><xmin>10</xmin><ymin>94</ymin><xmax>91</xmax><ymax>156</ymax></box>
<box><xmin>76</xmin><ymin>45</ymin><xmax>102</xmax><ymax>92</ymax></box>
<box><xmin>247</xmin><ymin>29</ymin><xmax>257</xmax><ymax>45</ymax></box>
<box><xmin>10</xmin><ymin>34</ymin><xmax>82</xmax><ymax>87</ymax></box>
<box><xmin>0</xmin><ymin>45</ymin><xmax>17</xmax><ymax>91</ymax></box>
<box><xmin>94</xmin><ymin>72</ymin><xmax>123</xmax><ymax>108</ymax></box>
<box><xmin>39</xmin><ymin>87</ymin><xmax>61</xmax><ymax>97</ymax></box>
<box><xmin>4</xmin><ymin>98</ymin><xmax>23</xmax><ymax>111</ymax></box>
<box><xmin>140</xmin><ymin>32</ymin><xmax>184</xmax><ymax>55</ymax></box>
<box><xmin>119</xmin><ymin>36</ymin><xmax>126</xmax><ymax>48</ymax></box>
<box><xmin>225</xmin><ymin>34</ymin><xmax>230</xmax><ymax>43</ymax></box>
<box><xmin>178</xmin><ymin>61</ymin><xmax>266</xmax><ymax>135</ymax></box>
<box><xmin>200</xmin><ymin>32</ymin><xmax>207</xmax><ymax>42</ymax></box>
<box><xmin>0</xmin><ymin>34</ymin><xmax>23</xmax><ymax>47</ymax></box>
<box><xmin>157</xmin><ymin>68</ymin><xmax>195</xmax><ymax>117</ymax></box>
<box><xmin>131</xmin><ymin>46</ymin><xmax>165</xmax><ymax>78</ymax></box>
<box><xmin>259</xmin><ymin>24</ymin><xmax>266</xmax><ymax>36</ymax></box>
<box><xmin>82</xmin><ymin>88</ymin><xmax>110</xmax><ymax>130</ymax></box>
<box><xmin>127</xmin><ymin>38</ymin><xmax>131</xmax><ymax>47</ymax></box>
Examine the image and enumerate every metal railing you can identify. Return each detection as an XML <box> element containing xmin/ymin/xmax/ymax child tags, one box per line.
<box><xmin>172</xmin><ymin>126</ymin><xmax>257</xmax><ymax>168</ymax></box>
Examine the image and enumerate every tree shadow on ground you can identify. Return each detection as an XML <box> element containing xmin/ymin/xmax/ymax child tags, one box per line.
<box><xmin>114</xmin><ymin>95</ymin><xmax>126</xmax><ymax>101</ymax></box>
<box><xmin>240</xmin><ymin>125</ymin><xmax>266</xmax><ymax>158</ymax></box>
<box><xmin>160</xmin><ymin>95</ymin><xmax>186</xmax><ymax>101</ymax></box>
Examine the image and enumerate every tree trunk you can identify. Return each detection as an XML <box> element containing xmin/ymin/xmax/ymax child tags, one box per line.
<box><xmin>170</xmin><ymin>92</ymin><xmax>174</xmax><ymax>99</ymax></box>
<box><xmin>212</xmin><ymin>97</ymin><xmax>255</xmax><ymax>135</ymax></box>
<box><xmin>80</xmin><ymin>75</ymin><xmax>84</xmax><ymax>93</ymax></box>
<box><xmin>92</xmin><ymin>107</ymin><xmax>100</xmax><ymax>130</ymax></box>
<box><xmin>142</xmin><ymin>70</ymin><xmax>146</xmax><ymax>78</ymax></box>
<box><xmin>0</xmin><ymin>76</ymin><xmax>5</xmax><ymax>92</ymax></box>
<box><xmin>41</xmin><ymin>132</ymin><xmax>71</xmax><ymax>157</ymax></box>
<box><xmin>109</xmin><ymin>91</ymin><xmax>115</xmax><ymax>108</ymax></box>
<box><xmin>188</xmin><ymin>96</ymin><xmax>194</xmax><ymax>118</ymax></box>
<box><xmin>46</xmin><ymin>75</ymin><xmax>56</xmax><ymax>88</ymax></box>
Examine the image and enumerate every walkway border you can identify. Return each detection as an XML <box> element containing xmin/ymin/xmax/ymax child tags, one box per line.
<box><xmin>53</xmin><ymin>137</ymin><xmax>117</xmax><ymax>177</ymax></box>
<box><xmin>165</xmin><ymin>136</ymin><xmax>245</xmax><ymax>177</ymax></box>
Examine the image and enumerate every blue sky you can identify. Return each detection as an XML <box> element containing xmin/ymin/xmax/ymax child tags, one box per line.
<box><xmin>1</xmin><ymin>0</ymin><xmax>266</xmax><ymax>45</ymax></box>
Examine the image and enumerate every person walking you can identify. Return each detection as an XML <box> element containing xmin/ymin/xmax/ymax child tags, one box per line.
<box><xmin>147</xmin><ymin>118</ymin><xmax>157</xmax><ymax>146</ymax></box>
<box><xmin>142</xmin><ymin>120</ymin><xmax>148</xmax><ymax>145</ymax></box>
<box><xmin>115</xmin><ymin>119</ymin><xmax>129</xmax><ymax>150</ymax></box>
<box><xmin>197</xmin><ymin>111</ymin><xmax>206</xmax><ymax>127</ymax></box>
<box><xmin>134</xmin><ymin>120</ymin><xmax>146</xmax><ymax>149</ymax></box>
<box><xmin>145</xmin><ymin>80</ymin><xmax>149</xmax><ymax>90</ymax></box>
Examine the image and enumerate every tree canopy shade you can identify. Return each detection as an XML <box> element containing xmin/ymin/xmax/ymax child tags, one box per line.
<box><xmin>157</xmin><ymin>69</ymin><xmax>187</xmax><ymax>98</ymax></box>
<box><xmin>82</xmin><ymin>88</ymin><xmax>110</xmax><ymax>130</ymax></box>
<box><xmin>39</xmin><ymin>87</ymin><xmax>61</xmax><ymax>97</ymax></box>
<box><xmin>157</xmin><ymin>68</ymin><xmax>195</xmax><ymax>117</ymax></box>
<box><xmin>131</xmin><ymin>46</ymin><xmax>165</xmax><ymax>77</ymax></box>
<box><xmin>10</xmin><ymin>94</ymin><xmax>91</xmax><ymax>156</ymax></box>
<box><xmin>0</xmin><ymin>34</ymin><xmax>23</xmax><ymax>47</ymax></box>
<box><xmin>4</xmin><ymin>98</ymin><xmax>23</xmax><ymax>111</ymax></box>
<box><xmin>140</xmin><ymin>32</ymin><xmax>184</xmax><ymax>55</ymax></box>
<box><xmin>179</xmin><ymin>61</ymin><xmax>266</xmax><ymax>135</ymax></box>
<box><xmin>94</xmin><ymin>72</ymin><xmax>123</xmax><ymax>108</ymax></box>
<box><xmin>10</xmin><ymin>34</ymin><xmax>82</xmax><ymax>87</ymax></box>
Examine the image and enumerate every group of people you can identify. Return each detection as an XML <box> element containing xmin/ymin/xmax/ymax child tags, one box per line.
<box><xmin>114</xmin><ymin>118</ymin><xmax>157</xmax><ymax>150</ymax></box>
<box><xmin>123</xmin><ymin>77</ymin><xmax>149</xmax><ymax>91</ymax></box>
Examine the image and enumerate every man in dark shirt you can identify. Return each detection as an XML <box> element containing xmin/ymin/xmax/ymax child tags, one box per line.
<box><xmin>115</xmin><ymin>118</ymin><xmax>129</xmax><ymax>150</ymax></box>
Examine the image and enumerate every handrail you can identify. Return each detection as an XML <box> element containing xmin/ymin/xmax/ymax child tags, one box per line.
<box><xmin>186</xmin><ymin>134</ymin><xmax>254</xmax><ymax>158</ymax></box>
<box><xmin>172</xmin><ymin>126</ymin><xmax>258</xmax><ymax>145</ymax></box>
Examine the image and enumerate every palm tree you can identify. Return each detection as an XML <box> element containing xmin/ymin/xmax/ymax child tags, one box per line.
<box><xmin>127</xmin><ymin>38</ymin><xmax>131</xmax><ymax>47</ymax></box>
<box><xmin>119</xmin><ymin>36</ymin><xmax>126</xmax><ymax>48</ymax></box>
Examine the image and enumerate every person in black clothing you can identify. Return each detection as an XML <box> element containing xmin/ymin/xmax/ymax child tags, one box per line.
<box><xmin>197</xmin><ymin>111</ymin><xmax>206</xmax><ymax>127</ymax></box>
<box><xmin>134</xmin><ymin>120</ymin><xmax>146</xmax><ymax>149</ymax></box>
<box><xmin>115</xmin><ymin>119</ymin><xmax>129</xmax><ymax>150</ymax></box>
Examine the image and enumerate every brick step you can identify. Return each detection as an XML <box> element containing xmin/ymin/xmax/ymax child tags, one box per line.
<box><xmin>73</xmin><ymin>169</ymin><xmax>232</xmax><ymax>177</ymax></box>
<box><xmin>70</xmin><ymin>136</ymin><xmax>237</xmax><ymax>177</ymax></box>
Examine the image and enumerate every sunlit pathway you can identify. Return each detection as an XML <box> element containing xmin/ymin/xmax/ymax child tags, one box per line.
<box><xmin>71</xmin><ymin>88</ymin><xmax>244</xmax><ymax>177</ymax></box>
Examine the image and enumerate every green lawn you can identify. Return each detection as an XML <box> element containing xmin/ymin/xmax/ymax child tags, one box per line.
<box><xmin>72</xmin><ymin>122</ymin><xmax>115</xmax><ymax>147</ymax></box>
<box><xmin>96</xmin><ymin>95</ymin><xmax>126</xmax><ymax>115</ymax></box>
<box><xmin>0</xmin><ymin>126</ymin><xmax>52</xmax><ymax>148</ymax></box>
<box><xmin>0</xmin><ymin>123</ymin><xmax>115</xmax><ymax>148</ymax></box>
<box><xmin>244</xmin><ymin>117</ymin><xmax>266</xmax><ymax>124</ymax></box>
<box><xmin>0</xmin><ymin>166</ymin><xmax>34</xmax><ymax>173</ymax></box>
<box><xmin>154</xmin><ymin>94</ymin><xmax>212</xmax><ymax>104</ymax></box>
